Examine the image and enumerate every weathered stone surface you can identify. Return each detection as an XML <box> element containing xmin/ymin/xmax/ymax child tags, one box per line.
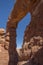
<box><xmin>6</xmin><ymin>0</ymin><xmax>41</xmax><ymax>65</ymax></box>
<box><xmin>0</xmin><ymin>28</ymin><xmax>9</xmax><ymax>65</ymax></box>
<box><xmin>23</xmin><ymin>1</ymin><xmax>43</xmax><ymax>44</ymax></box>
<box><xmin>17</xmin><ymin>36</ymin><xmax>43</xmax><ymax>65</ymax></box>
<box><xmin>17</xmin><ymin>48</ymin><xmax>31</xmax><ymax>61</ymax></box>
<box><xmin>22</xmin><ymin>1</ymin><xmax>43</xmax><ymax>65</ymax></box>
<box><xmin>5</xmin><ymin>27</ymin><xmax>18</xmax><ymax>65</ymax></box>
<box><xmin>0</xmin><ymin>0</ymin><xmax>42</xmax><ymax>65</ymax></box>
<box><xmin>0</xmin><ymin>28</ymin><xmax>5</xmax><ymax>53</ymax></box>
<box><xmin>0</xmin><ymin>28</ymin><xmax>5</xmax><ymax>46</ymax></box>
<box><xmin>0</xmin><ymin>46</ymin><xmax>9</xmax><ymax>65</ymax></box>
<box><xmin>0</xmin><ymin>28</ymin><xmax>5</xmax><ymax>34</ymax></box>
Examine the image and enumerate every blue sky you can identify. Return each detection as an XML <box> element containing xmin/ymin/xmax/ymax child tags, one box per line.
<box><xmin>0</xmin><ymin>0</ymin><xmax>31</xmax><ymax>48</ymax></box>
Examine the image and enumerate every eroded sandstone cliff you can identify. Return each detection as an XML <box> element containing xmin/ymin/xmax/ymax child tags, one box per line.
<box><xmin>21</xmin><ymin>1</ymin><xmax>43</xmax><ymax>65</ymax></box>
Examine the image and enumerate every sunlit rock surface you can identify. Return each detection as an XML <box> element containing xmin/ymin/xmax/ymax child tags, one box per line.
<box><xmin>0</xmin><ymin>28</ymin><xmax>9</xmax><ymax>65</ymax></box>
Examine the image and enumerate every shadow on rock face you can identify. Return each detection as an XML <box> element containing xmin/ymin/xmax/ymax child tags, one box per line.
<box><xmin>8</xmin><ymin>49</ymin><xmax>18</xmax><ymax>65</ymax></box>
<box><xmin>22</xmin><ymin>47</ymin><xmax>43</xmax><ymax>65</ymax></box>
<box><xmin>6</xmin><ymin>27</ymin><xmax>19</xmax><ymax>65</ymax></box>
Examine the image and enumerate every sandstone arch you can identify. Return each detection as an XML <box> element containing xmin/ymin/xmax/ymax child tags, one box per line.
<box><xmin>5</xmin><ymin>0</ymin><xmax>43</xmax><ymax>65</ymax></box>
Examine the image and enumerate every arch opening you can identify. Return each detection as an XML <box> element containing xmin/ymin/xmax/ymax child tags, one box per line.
<box><xmin>16</xmin><ymin>13</ymin><xmax>31</xmax><ymax>49</ymax></box>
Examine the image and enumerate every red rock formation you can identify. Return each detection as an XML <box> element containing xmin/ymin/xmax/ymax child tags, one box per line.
<box><xmin>22</xmin><ymin>1</ymin><xmax>43</xmax><ymax>65</ymax></box>
<box><xmin>4</xmin><ymin>0</ymin><xmax>43</xmax><ymax>65</ymax></box>
<box><xmin>5</xmin><ymin>24</ymin><xmax>18</xmax><ymax>65</ymax></box>
<box><xmin>23</xmin><ymin>1</ymin><xmax>43</xmax><ymax>44</ymax></box>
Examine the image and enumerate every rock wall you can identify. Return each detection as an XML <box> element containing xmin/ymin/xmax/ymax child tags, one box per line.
<box><xmin>0</xmin><ymin>28</ymin><xmax>9</xmax><ymax>65</ymax></box>
<box><xmin>22</xmin><ymin>1</ymin><xmax>43</xmax><ymax>65</ymax></box>
<box><xmin>23</xmin><ymin>1</ymin><xmax>43</xmax><ymax>45</ymax></box>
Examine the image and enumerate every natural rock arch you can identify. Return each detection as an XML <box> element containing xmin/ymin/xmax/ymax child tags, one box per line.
<box><xmin>5</xmin><ymin>0</ymin><xmax>43</xmax><ymax>65</ymax></box>
<box><xmin>16</xmin><ymin>13</ymin><xmax>31</xmax><ymax>48</ymax></box>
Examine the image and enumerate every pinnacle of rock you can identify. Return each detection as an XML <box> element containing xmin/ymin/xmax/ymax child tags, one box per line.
<box><xmin>0</xmin><ymin>28</ymin><xmax>6</xmax><ymax>35</ymax></box>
